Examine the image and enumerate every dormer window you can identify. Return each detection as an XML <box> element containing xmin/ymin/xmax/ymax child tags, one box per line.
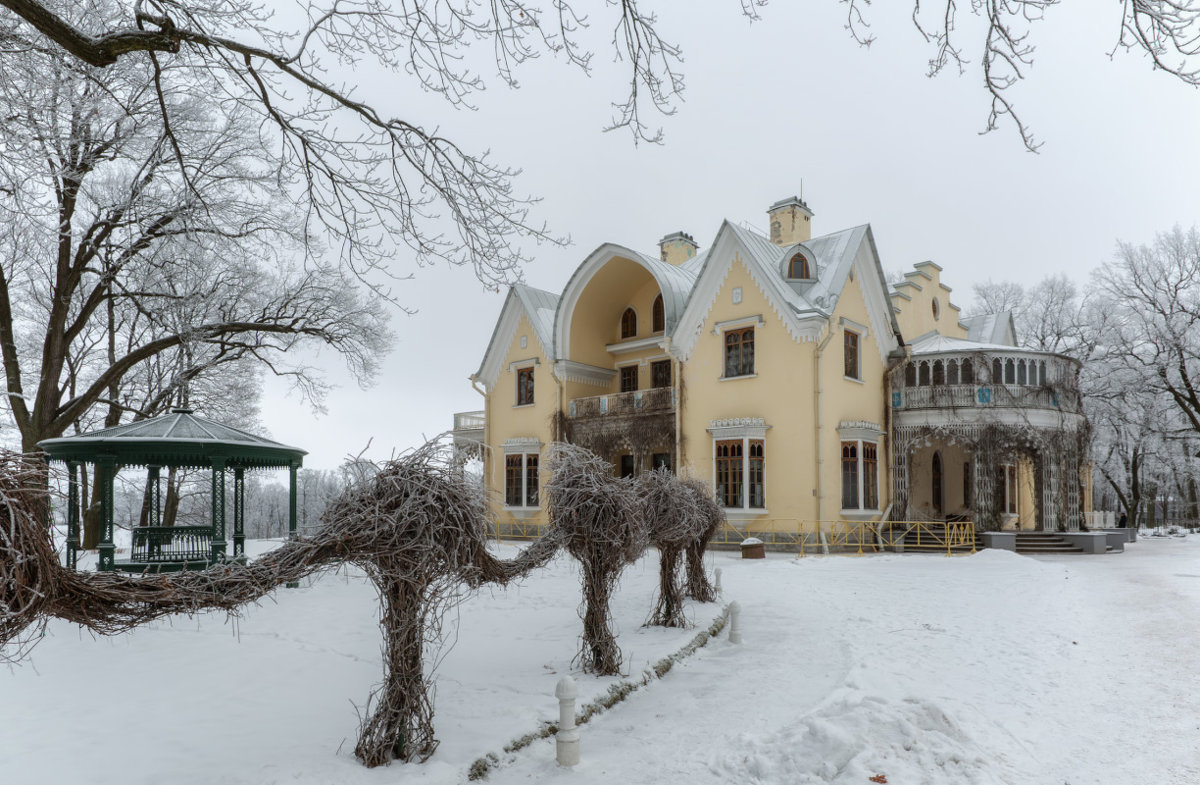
<box><xmin>787</xmin><ymin>252</ymin><xmax>812</xmax><ymax>279</ymax></box>
<box><xmin>652</xmin><ymin>294</ymin><xmax>664</xmax><ymax>333</ymax></box>
<box><xmin>620</xmin><ymin>307</ymin><xmax>637</xmax><ymax>339</ymax></box>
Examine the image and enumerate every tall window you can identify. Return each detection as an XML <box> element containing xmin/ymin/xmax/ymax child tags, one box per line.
<box><xmin>1000</xmin><ymin>463</ymin><xmax>1018</xmax><ymax>514</ymax></box>
<box><xmin>619</xmin><ymin>365</ymin><xmax>638</xmax><ymax>393</ymax></box>
<box><xmin>505</xmin><ymin>453</ymin><xmax>539</xmax><ymax>507</ymax></box>
<box><xmin>652</xmin><ymin>452</ymin><xmax>672</xmax><ymax>471</ymax></box>
<box><xmin>621</xmin><ymin>307</ymin><xmax>637</xmax><ymax>339</ymax></box>
<box><xmin>963</xmin><ymin>461</ymin><xmax>972</xmax><ymax>507</ymax></box>
<box><xmin>516</xmin><ymin>367</ymin><xmax>534</xmax><ymax>406</ymax></box>
<box><xmin>716</xmin><ymin>439</ymin><xmax>764</xmax><ymax>509</ymax></box>
<box><xmin>651</xmin><ymin>359</ymin><xmax>671</xmax><ymax>388</ymax></box>
<box><xmin>932</xmin><ymin>452</ymin><xmax>943</xmax><ymax>513</ymax></box>
<box><xmin>863</xmin><ymin>443</ymin><xmax>878</xmax><ymax>510</ymax></box>
<box><xmin>619</xmin><ymin>455</ymin><xmax>635</xmax><ymax>478</ymax></box>
<box><xmin>652</xmin><ymin>294</ymin><xmax>664</xmax><ymax>333</ymax></box>
<box><xmin>844</xmin><ymin>330</ymin><xmax>860</xmax><ymax>380</ymax></box>
<box><xmin>841</xmin><ymin>439</ymin><xmax>880</xmax><ymax>511</ymax></box>
<box><xmin>788</xmin><ymin>252</ymin><xmax>811</xmax><ymax>279</ymax></box>
<box><xmin>724</xmin><ymin>327</ymin><xmax>755</xmax><ymax>377</ymax></box>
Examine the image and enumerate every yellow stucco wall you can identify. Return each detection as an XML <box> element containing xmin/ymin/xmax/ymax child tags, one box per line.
<box><xmin>485</xmin><ymin>313</ymin><xmax>555</xmax><ymax>526</ymax></box>
<box><xmin>677</xmin><ymin>255</ymin><xmax>889</xmax><ymax>530</ymax></box>
<box><xmin>890</xmin><ymin>263</ymin><xmax>967</xmax><ymax>342</ymax></box>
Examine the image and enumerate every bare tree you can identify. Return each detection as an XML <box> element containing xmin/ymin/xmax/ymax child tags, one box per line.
<box><xmin>0</xmin><ymin>41</ymin><xmax>390</xmax><ymax>459</ymax></box>
<box><xmin>843</xmin><ymin>1</ymin><xmax>1200</xmax><ymax>151</ymax></box>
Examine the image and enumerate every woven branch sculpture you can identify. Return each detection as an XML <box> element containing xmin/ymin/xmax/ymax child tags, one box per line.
<box><xmin>0</xmin><ymin>446</ymin><xmax>561</xmax><ymax>767</ymax></box>
<box><xmin>543</xmin><ymin>442</ymin><xmax>646</xmax><ymax>675</ymax></box>
<box><xmin>637</xmin><ymin>468</ymin><xmax>721</xmax><ymax>627</ymax></box>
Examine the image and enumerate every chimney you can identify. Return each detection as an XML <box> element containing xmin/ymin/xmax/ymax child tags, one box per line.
<box><xmin>767</xmin><ymin>196</ymin><xmax>814</xmax><ymax>246</ymax></box>
<box><xmin>658</xmin><ymin>231</ymin><xmax>699</xmax><ymax>265</ymax></box>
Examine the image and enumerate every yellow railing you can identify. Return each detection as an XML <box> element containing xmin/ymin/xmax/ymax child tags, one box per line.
<box><xmin>490</xmin><ymin>517</ymin><xmax>977</xmax><ymax>556</ymax></box>
<box><xmin>490</xmin><ymin>520</ymin><xmax>547</xmax><ymax>541</ymax></box>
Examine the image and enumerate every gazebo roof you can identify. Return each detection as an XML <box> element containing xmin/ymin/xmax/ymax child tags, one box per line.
<box><xmin>38</xmin><ymin>410</ymin><xmax>306</xmax><ymax>469</ymax></box>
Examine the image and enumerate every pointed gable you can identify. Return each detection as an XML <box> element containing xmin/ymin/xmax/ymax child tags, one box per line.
<box><xmin>473</xmin><ymin>284</ymin><xmax>559</xmax><ymax>390</ymax></box>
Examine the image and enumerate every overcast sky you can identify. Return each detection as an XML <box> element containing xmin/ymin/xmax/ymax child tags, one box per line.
<box><xmin>258</xmin><ymin>2</ymin><xmax>1200</xmax><ymax>470</ymax></box>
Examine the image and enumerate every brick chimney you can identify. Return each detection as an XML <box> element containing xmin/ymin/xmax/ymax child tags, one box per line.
<box><xmin>767</xmin><ymin>196</ymin><xmax>814</xmax><ymax>246</ymax></box>
<box><xmin>658</xmin><ymin>231</ymin><xmax>699</xmax><ymax>265</ymax></box>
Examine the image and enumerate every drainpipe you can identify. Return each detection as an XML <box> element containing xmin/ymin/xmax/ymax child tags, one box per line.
<box><xmin>814</xmin><ymin>326</ymin><xmax>835</xmax><ymax>527</ymax></box>
<box><xmin>666</xmin><ymin>336</ymin><xmax>681</xmax><ymax>469</ymax></box>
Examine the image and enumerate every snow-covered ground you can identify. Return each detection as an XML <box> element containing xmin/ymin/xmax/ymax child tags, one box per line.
<box><xmin>4</xmin><ymin>536</ymin><xmax>1200</xmax><ymax>785</ymax></box>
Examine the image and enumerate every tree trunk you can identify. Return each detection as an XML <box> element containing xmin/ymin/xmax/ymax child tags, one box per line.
<box><xmin>580</xmin><ymin>567</ymin><xmax>621</xmax><ymax>675</ymax></box>
<box><xmin>649</xmin><ymin>546</ymin><xmax>686</xmax><ymax>627</ymax></box>
<box><xmin>354</xmin><ymin>575</ymin><xmax>437</xmax><ymax>766</ymax></box>
<box><xmin>162</xmin><ymin>468</ymin><xmax>180</xmax><ymax>527</ymax></box>
<box><xmin>685</xmin><ymin>536</ymin><xmax>717</xmax><ymax>602</ymax></box>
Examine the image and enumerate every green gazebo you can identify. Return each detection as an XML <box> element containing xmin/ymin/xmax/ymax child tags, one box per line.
<box><xmin>38</xmin><ymin>409</ymin><xmax>306</xmax><ymax>572</ymax></box>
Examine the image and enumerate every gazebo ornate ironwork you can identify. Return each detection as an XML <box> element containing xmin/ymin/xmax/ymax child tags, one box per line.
<box><xmin>38</xmin><ymin>409</ymin><xmax>306</xmax><ymax>572</ymax></box>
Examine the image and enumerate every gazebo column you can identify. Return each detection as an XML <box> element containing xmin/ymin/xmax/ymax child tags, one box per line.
<box><xmin>891</xmin><ymin>429</ymin><xmax>912</xmax><ymax>520</ymax></box>
<box><xmin>66</xmin><ymin>461</ymin><xmax>80</xmax><ymax>570</ymax></box>
<box><xmin>972</xmin><ymin>445</ymin><xmax>998</xmax><ymax>531</ymax></box>
<box><xmin>211</xmin><ymin>457</ymin><xmax>227</xmax><ymax>563</ymax></box>
<box><xmin>1064</xmin><ymin>452</ymin><xmax>1081</xmax><ymax>532</ymax></box>
<box><xmin>287</xmin><ymin>461</ymin><xmax>299</xmax><ymax>588</ymax></box>
<box><xmin>97</xmin><ymin>455</ymin><xmax>116</xmax><ymax>571</ymax></box>
<box><xmin>233</xmin><ymin>467</ymin><xmax>246</xmax><ymax>559</ymax></box>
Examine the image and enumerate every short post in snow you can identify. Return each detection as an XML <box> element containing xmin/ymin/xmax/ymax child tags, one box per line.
<box><xmin>555</xmin><ymin>676</ymin><xmax>580</xmax><ymax>767</ymax></box>
<box><xmin>714</xmin><ymin>566</ymin><xmax>722</xmax><ymax>592</ymax></box>
<box><xmin>729</xmin><ymin>600</ymin><xmax>743</xmax><ymax>644</ymax></box>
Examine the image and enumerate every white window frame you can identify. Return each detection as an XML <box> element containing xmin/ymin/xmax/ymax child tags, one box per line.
<box><xmin>1001</xmin><ymin>462</ymin><xmax>1019</xmax><ymax>516</ymax></box>
<box><xmin>502</xmin><ymin>438</ymin><xmax>542</xmax><ymax>516</ymax></box>
<box><xmin>707</xmin><ymin>418</ymin><xmax>770</xmax><ymax>517</ymax></box>
<box><xmin>510</xmin><ymin>358</ymin><xmax>539</xmax><ymax>408</ymax></box>
<box><xmin>837</xmin><ymin>422</ymin><xmax>882</xmax><ymax>516</ymax></box>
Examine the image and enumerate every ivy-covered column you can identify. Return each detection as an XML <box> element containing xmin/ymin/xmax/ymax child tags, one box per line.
<box><xmin>211</xmin><ymin>457</ymin><xmax>227</xmax><ymax>563</ymax></box>
<box><xmin>97</xmin><ymin>455</ymin><xmax>116</xmax><ymax>571</ymax></box>
<box><xmin>891</xmin><ymin>427</ymin><xmax>912</xmax><ymax>520</ymax></box>
<box><xmin>972</xmin><ymin>438</ymin><xmax>999</xmax><ymax>531</ymax></box>
<box><xmin>1064</xmin><ymin>449</ymin><xmax>1081</xmax><ymax>531</ymax></box>
<box><xmin>1041</xmin><ymin>452</ymin><xmax>1060</xmax><ymax>532</ymax></box>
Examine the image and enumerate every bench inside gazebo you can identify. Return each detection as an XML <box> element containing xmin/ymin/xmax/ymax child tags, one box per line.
<box><xmin>39</xmin><ymin>409</ymin><xmax>306</xmax><ymax>573</ymax></box>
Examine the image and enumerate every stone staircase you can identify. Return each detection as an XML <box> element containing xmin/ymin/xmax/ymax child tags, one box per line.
<box><xmin>1013</xmin><ymin>532</ymin><xmax>1085</xmax><ymax>554</ymax></box>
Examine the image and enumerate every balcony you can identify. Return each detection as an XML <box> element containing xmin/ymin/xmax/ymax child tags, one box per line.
<box><xmin>568</xmin><ymin>386</ymin><xmax>675</xmax><ymax>419</ymax></box>
<box><xmin>893</xmin><ymin>384</ymin><xmax>1081</xmax><ymax>413</ymax></box>
<box><xmin>451</xmin><ymin>410</ymin><xmax>485</xmax><ymax>451</ymax></box>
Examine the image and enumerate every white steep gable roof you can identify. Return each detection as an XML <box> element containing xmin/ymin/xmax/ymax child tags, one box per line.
<box><xmin>960</xmin><ymin>311</ymin><xmax>1017</xmax><ymax>346</ymax></box>
<box><xmin>473</xmin><ymin>284</ymin><xmax>559</xmax><ymax>390</ymax></box>
<box><xmin>672</xmin><ymin>220</ymin><xmax>901</xmax><ymax>361</ymax></box>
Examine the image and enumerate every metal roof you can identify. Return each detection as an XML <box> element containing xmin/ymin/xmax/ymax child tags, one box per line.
<box><xmin>38</xmin><ymin>410</ymin><xmax>306</xmax><ymax>468</ymax></box>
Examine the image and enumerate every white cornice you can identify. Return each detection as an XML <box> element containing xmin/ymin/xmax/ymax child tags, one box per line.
<box><xmin>605</xmin><ymin>336</ymin><xmax>666</xmax><ymax>355</ymax></box>
<box><xmin>553</xmin><ymin>360</ymin><xmax>616</xmax><ymax>387</ymax></box>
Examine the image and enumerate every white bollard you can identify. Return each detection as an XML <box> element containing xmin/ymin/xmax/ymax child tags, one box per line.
<box><xmin>714</xmin><ymin>567</ymin><xmax>722</xmax><ymax>592</ymax></box>
<box><xmin>729</xmin><ymin>600</ymin><xmax>743</xmax><ymax>644</ymax></box>
<box><xmin>555</xmin><ymin>676</ymin><xmax>580</xmax><ymax>766</ymax></box>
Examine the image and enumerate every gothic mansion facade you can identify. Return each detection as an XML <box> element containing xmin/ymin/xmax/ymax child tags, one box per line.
<box><xmin>453</xmin><ymin>197</ymin><xmax>1091</xmax><ymax>536</ymax></box>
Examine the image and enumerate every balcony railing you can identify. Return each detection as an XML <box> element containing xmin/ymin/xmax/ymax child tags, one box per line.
<box><xmin>569</xmin><ymin>386</ymin><xmax>675</xmax><ymax>418</ymax></box>
<box><xmin>453</xmin><ymin>410</ymin><xmax>485</xmax><ymax>430</ymax></box>
<box><xmin>893</xmin><ymin>384</ymin><xmax>1080</xmax><ymax>412</ymax></box>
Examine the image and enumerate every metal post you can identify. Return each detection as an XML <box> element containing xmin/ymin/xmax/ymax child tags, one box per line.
<box><xmin>66</xmin><ymin>461</ymin><xmax>79</xmax><ymax>570</ymax></box>
<box><xmin>97</xmin><ymin>456</ymin><xmax>116</xmax><ymax>571</ymax></box>
<box><xmin>148</xmin><ymin>466</ymin><xmax>160</xmax><ymax>527</ymax></box>
<box><xmin>729</xmin><ymin>600</ymin><xmax>743</xmax><ymax>644</ymax></box>
<box><xmin>714</xmin><ymin>566</ymin><xmax>722</xmax><ymax>592</ymax></box>
<box><xmin>555</xmin><ymin>677</ymin><xmax>580</xmax><ymax>766</ymax></box>
<box><xmin>233</xmin><ymin>467</ymin><xmax>245</xmax><ymax>559</ymax></box>
<box><xmin>211</xmin><ymin>458</ymin><xmax>227</xmax><ymax>563</ymax></box>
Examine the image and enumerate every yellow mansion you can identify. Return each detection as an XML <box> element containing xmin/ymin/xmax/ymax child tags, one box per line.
<box><xmin>453</xmin><ymin>197</ymin><xmax>1090</xmax><ymax>541</ymax></box>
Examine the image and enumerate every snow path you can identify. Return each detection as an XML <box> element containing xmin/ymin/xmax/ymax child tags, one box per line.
<box><xmin>4</xmin><ymin>538</ymin><xmax>1200</xmax><ymax>785</ymax></box>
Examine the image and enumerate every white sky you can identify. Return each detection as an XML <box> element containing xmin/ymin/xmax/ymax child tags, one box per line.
<box><xmin>259</xmin><ymin>2</ymin><xmax>1200</xmax><ymax>470</ymax></box>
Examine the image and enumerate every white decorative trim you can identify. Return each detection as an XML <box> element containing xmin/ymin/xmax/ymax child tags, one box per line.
<box><xmin>725</xmin><ymin>508</ymin><xmax>770</xmax><ymax>520</ymax></box>
<box><xmin>707</xmin><ymin>417</ymin><xmax>770</xmax><ymax>439</ymax></box>
<box><xmin>553</xmin><ymin>360</ymin><xmax>616</xmax><ymax>387</ymax></box>
<box><xmin>712</xmin><ymin>314</ymin><xmax>765</xmax><ymax>335</ymax></box>
<box><xmin>508</xmin><ymin>357</ymin><xmax>540</xmax><ymax>373</ymax></box>
<box><xmin>839</xmin><ymin>316</ymin><xmax>869</xmax><ymax>339</ymax></box>
<box><xmin>502</xmin><ymin>437</ymin><xmax>542</xmax><ymax>453</ymax></box>
<box><xmin>605</xmin><ymin>336</ymin><xmax>665</xmax><ymax>355</ymax></box>
<box><xmin>838</xmin><ymin>420</ymin><xmax>883</xmax><ymax>441</ymax></box>
<box><xmin>719</xmin><ymin>373</ymin><xmax>758</xmax><ymax>382</ymax></box>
